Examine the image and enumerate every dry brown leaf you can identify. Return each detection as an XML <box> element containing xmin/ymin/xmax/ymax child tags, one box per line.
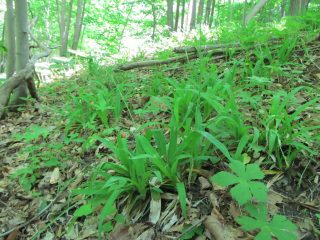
<box><xmin>149</xmin><ymin>194</ymin><xmax>161</xmax><ymax>224</ymax></box>
<box><xmin>204</xmin><ymin>215</ymin><xmax>236</xmax><ymax>240</ymax></box>
<box><xmin>49</xmin><ymin>167</ymin><xmax>61</xmax><ymax>184</ymax></box>
<box><xmin>267</xmin><ymin>191</ymin><xmax>283</xmax><ymax>216</ymax></box>
<box><xmin>229</xmin><ymin>202</ymin><xmax>241</xmax><ymax>219</ymax></box>
<box><xmin>199</xmin><ymin>177</ymin><xmax>211</xmax><ymax>190</ymax></box>
<box><xmin>136</xmin><ymin>228</ymin><xmax>155</xmax><ymax>240</ymax></box>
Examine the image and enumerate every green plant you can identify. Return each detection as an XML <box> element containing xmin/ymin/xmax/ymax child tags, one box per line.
<box><xmin>236</xmin><ymin>204</ymin><xmax>298</xmax><ymax>240</ymax></box>
<box><xmin>211</xmin><ymin>160</ymin><xmax>267</xmax><ymax>205</ymax></box>
<box><xmin>260</xmin><ymin>87</ymin><xmax>319</xmax><ymax>168</ymax></box>
<box><xmin>211</xmin><ymin>161</ymin><xmax>298</xmax><ymax>239</ymax></box>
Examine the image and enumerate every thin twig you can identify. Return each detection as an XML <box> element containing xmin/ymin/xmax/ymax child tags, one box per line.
<box><xmin>0</xmin><ymin>185</ymin><xmax>68</xmax><ymax>238</ymax></box>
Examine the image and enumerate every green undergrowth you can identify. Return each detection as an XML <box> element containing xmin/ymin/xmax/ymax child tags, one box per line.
<box><xmin>11</xmin><ymin>21</ymin><xmax>320</xmax><ymax>239</ymax></box>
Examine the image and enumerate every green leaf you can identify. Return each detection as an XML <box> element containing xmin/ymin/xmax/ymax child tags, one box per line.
<box><xmin>213</xmin><ymin>161</ymin><xmax>267</xmax><ymax>205</ymax></box>
<box><xmin>230</xmin><ymin>182</ymin><xmax>252</xmax><ymax>205</ymax></box>
<box><xmin>211</xmin><ymin>172</ymin><xmax>239</xmax><ymax>187</ymax></box>
<box><xmin>74</xmin><ymin>203</ymin><xmax>93</xmax><ymax>217</ymax></box>
<box><xmin>249</xmin><ymin>182</ymin><xmax>268</xmax><ymax>202</ymax></box>
<box><xmin>236</xmin><ymin>204</ymin><xmax>298</xmax><ymax>240</ymax></box>
<box><xmin>245</xmin><ymin>164</ymin><xmax>265</xmax><ymax>180</ymax></box>
<box><xmin>199</xmin><ymin>131</ymin><xmax>233</xmax><ymax>161</ymax></box>
<box><xmin>176</xmin><ymin>182</ymin><xmax>187</xmax><ymax>217</ymax></box>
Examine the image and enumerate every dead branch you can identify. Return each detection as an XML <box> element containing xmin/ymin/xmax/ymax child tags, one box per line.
<box><xmin>173</xmin><ymin>42</ymin><xmax>241</xmax><ymax>53</ymax></box>
<box><xmin>117</xmin><ymin>50</ymin><xmax>226</xmax><ymax>71</ymax></box>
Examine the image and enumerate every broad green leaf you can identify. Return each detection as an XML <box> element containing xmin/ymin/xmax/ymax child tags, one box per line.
<box><xmin>74</xmin><ymin>203</ymin><xmax>93</xmax><ymax>217</ymax></box>
<box><xmin>249</xmin><ymin>182</ymin><xmax>268</xmax><ymax>202</ymax></box>
<box><xmin>245</xmin><ymin>164</ymin><xmax>265</xmax><ymax>180</ymax></box>
<box><xmin>230</xmin><ymin>182</ymin><xmax>252</xmax><ymax>205</ymax></box>
<box><xmin>211</xmin><ymin>172</ymin><xmax>239</xmax><ymax>187</ymax></box>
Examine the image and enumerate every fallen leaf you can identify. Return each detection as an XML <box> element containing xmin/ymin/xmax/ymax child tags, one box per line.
<box><xmin>50</xmin><ymin>168</ymin><xmax>60</xmax><ymax>184</ymax></box>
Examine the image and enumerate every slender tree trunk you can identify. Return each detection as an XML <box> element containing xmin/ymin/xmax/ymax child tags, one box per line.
<box><xmin>57</xmin><ymin>0</ymin><xmax>67</xmax><ymax>56</ymax></box>
<box><xmin>11</xmin><ymin>0</ymin><xmax>29</xmax><ymax>107</ymax></box>
<box><xmin>43</xmin><ymin>0</ymin><xmax>52</xmax><ymax>42</ymax></box>
<box><xmin>180</xmin><ymin>0</ymin><xmax>186</xmax><ymax>30</ymax></box>
<box><xmin>167</xmin><ymin>0</ymin><xmax>174</xmax><ymax>31</ymax></box>
<box><xmin>190</xmin><ymin>0</ymin><xmax>197</xmax><ymax>30</ymax></box>
<box><xmin>289</xmin><ymin>0</ymin><xmax>308</xmax><ymax>15</ymax></box>
<box><xmin>243</xmin><ymin>0</ymin><xmax>248</xmax><ymax>25</ymax></box>
<box><xmin>151</xmin><ymin>2</ymin><xmax>157</xmax><ymax>39</ymax></box>
<box><xmin>209</xmin><ymin>0</ymin><xmax>216</xmax><ymax>27</ymax></box>
<box><xmin>197</xmin><ymin>0</ymin><xmax>205</xmax><ymax>25</ymax></box>
<box><xmin>72</xmin><ymin>0</ymin><xmax>86</xmax><ymax>50</ymax></box>
<box><xmin>244</xmin><ymin>0</ymin><xmax>268</xmax><ymax>25</ymax></box>
<box><xmin>0</xmin><ymin>16</ymin><xmax>5</xmax><ymax>73</ymax></box>
<box><xmin>280</xmin><ymin>0</ymin><xmax>287</xmax><ymax>17</ymax></box>
<box><xmin>5</xmin><ymin>0</ymin><xmax>15</xmax><ymax>79</ymax></box>
<box><xmin>205</xmin><ymin>0</ymin><xmax>213</xmax><ymax>24</ymax></box>
<box><xmin>174</xmin><ymin>0</ymin><xmax>181</xmax><ymax>31</ymax></box>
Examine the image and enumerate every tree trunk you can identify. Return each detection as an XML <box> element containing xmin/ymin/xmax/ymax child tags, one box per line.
<box><xmin>243</xmin><ymin>0</ymin><xmax>248</xmax><ymax>25</ymax></box>
<box><xmin>174</xmin><ymin>0</ymin><xmax>181</xmax><ymax>31</ymax></box>
<box><xmin>205</xmin><ymin>0</ymin><xmax>213</xmax><ymax>24</ymax></box>
<box><xmin>166</xmin><ymin>0</ymin><xmax>174</xmax><ymax>31</ymax></box>
<box><xmin>151</xmin><ymin>2</ymin><xmax>157</xmax><ymax>39</ymax></box>
<box><xmin>180</xmin><ymin>0</ymin><xmax>186</xmax><ymax>30</ymax></box>
<box><xmin>280</xmin><ymin>0</ymin><xmax>287</xmax><ymax>17</ymax></box>
<box><xmin>5</xmin><ymin>0</ymin><xmax>15</xmax><ymax>79</ymax></box>
<box><xmin>190</xmin><ymin>0</ymin><xmax>197</xmax><ymax>30</ymax></box>
<box><xmin>208</xmin><ymin>0</ymin><xmax>216</xmax><ymax>27</ymax></box>
<box><xmin>244</xmin><ymin>0</ymin><xmax>268</xmax><ymax>25</ymax></box>
<box><xmin>57</xmin><ymin>0</ymin><xmax>67</xmax><ymax>56</ymax></box>
<box><xmin>72</xmin><ymin>0</ymin><xmax>86</xmax><ymax>50</ymax></box>
<box><xmin>197</xmin><ymin>0</ymin><xmax>205</xmax><ymax>25</ymax></box>
<box><xmin>289</xmin><ymin>0</ymin><xmax>308</xmax><ymax>15</ymax></box>
<box><xmin>11</xmin><ymin>0</ymin><xmax>29</xmax><ymax>107</ymax></box>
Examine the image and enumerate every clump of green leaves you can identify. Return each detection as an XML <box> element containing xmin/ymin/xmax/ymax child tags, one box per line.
<box><xmin>211</xmin><ymin>161</ymin><xmax>298</xmax><ymax>240</ymax></box>
<box><xmin>11</xmin><ymin>125</ymin><xmax>62</xmax><ymax>191</ymax></box>
<box><xmin>237</xmin><ymin>204</ymin><xmax>298</xmax><ymax>240</ymax></box>
<box><xmin>212</xmin><ymin>160</ymin><xmax>267</xmax><ymax>205</ymax></box>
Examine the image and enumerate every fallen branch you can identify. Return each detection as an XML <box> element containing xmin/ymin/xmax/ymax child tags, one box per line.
<box><xmin>173</xmin><ymin>42</ymin><xmax>241</xmax><ymax>54</ymax></box>
<box><xmin>117</xmin><ymin>50</ymin><xmax>226</xmax><ymax>71</ymax></box>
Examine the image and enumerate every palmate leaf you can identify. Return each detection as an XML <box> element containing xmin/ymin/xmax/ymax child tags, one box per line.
<box><xmin>211</xmin><ymin>161</ymin><xmax>267</xmax><ymax>205</ymax></box>
<box><xmin>211</xmin><ymin>172</ymin><xmax>239</xmax><ymax>187</ymax></box>
<box><xmin>236</xmin><ymin>204</ymin><xmax>298</xmax><ymax>240</ymax></box>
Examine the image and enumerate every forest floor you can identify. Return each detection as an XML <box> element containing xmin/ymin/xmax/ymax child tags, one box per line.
<box><xmin>0</xmin><ymin>35</ymin><xmax>320</xmax><ymax>240</ymax></box>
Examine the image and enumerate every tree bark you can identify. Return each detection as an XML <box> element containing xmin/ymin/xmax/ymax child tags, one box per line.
<box><xmin>150</xmin><ymin>2</ymin><xmax>157</xmax><ymax>39</ymax></box>
<box><xmin>190</xmin><ymin>0</ymin><xmax>197</xmax><ymax>30</ymax></box>
<box><xmin>289</xmin><ymin>0</ymin><xmax>308</xmax><ymax>15</ymax></box>
<box><xmin>72</xmin><ymin>0</ymin><xmax>86</xmax><ymax>50</ymax></box>
<box><xmin>244</xmin><ymin>0</ymin><xmax>268</xmax><ymax>25</ymax></box>
<box><xmin>11</xmin><ymin>0</ymin><xmax>29</xmax><ymax>107</ymax></box>
<box><xmin>205</xmin><ymin>0</ymin><xmax>213</xmax><ymax>24</ymax></box>
<box><xmin>174</xmin><ymin>0</ymin><xmax>181</xmax><ymax>31</ymax></box>
<box><xmin>180</xmin><ymin>0</ymin><xmax>186</xmax><ymax>30</ymax></box>
<box><xmin>5</xmin><ymin>0</ymin><xmax>15</xmax><ymax>79</ymax></box>
<box><xmin>208</xmin><ymin>0</ymin><xmax>216</xmax><ymax>27</ymax></box>
<box><xmin>280</xmin><ymin>0</ymin><xmax>287</xmax><ymax>17</ymax></box>
<box><xmin>57</xmin><ymin>0</ymin><xmax>67</xmax><ymax>56</ymax></box>
<box><xmin>0</xmin><ymin>49</ymin><xmax>52</xmax><ymax>119</ymax></box>
<box><xmin>197</xmin><ymin>0</ymin><xmax>205</xmax><ymax>25</ymax></box>
<box><xmin>166</xmin><ymin>0</ymin><xmax>174</xmax><ymax>31</ymax></box>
